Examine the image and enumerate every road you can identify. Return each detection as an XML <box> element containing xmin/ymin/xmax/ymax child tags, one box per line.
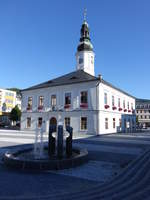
<box><xmin>0</xmin><ymin>129</ymin><xmax>150</xmax><ymax>199</ymax></box>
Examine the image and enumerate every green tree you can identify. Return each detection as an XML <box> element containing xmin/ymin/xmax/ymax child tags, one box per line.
<box><xmin>10</xmin><ymin>105</ymin><xmax>21</xmax><ymax>123</ymax></box>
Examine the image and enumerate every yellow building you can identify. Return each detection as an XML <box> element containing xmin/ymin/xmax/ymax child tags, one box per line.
<box><xmin>0</xmin><ymin>89</ymin><xmax>16</xmax><ymax>115</ymax></box>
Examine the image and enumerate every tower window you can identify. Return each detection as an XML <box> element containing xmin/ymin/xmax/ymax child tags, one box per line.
<box><xmin>79</xmin><ymin>58</ymin><xmax>83</xmax><ymax>64</ymax></box>
<box><xmin>91</xmin><ymin>56</ymin><xmax>93</xmax><ymax>64</ymax></box>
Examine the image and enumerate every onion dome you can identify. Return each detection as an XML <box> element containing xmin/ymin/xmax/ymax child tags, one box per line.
<box><xmin>77</xmin><ymin>20</ymin><xmax>93</xmax><ymax>52</ymax></box>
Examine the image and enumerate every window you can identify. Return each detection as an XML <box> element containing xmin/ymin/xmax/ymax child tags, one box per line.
<box><xmin>123</xmin><ymin>100</ymin><xmax>125</xmax><ymax>109</ymax></box>
<box><xmin>105</xmin><ymin>118</ymin><xmax>108</xmax><ymax>129</ymax></box>
<box><xmin>91</xmin><ymin>56</ymin><xmax>93</xmax><ymax>64</ymax></box>
<box><xmin>39</xmin><ymin>96</ymin><xmax>44</xmax><ymax>106</ymax></box>
<box><xmin>81</xmin><ymin>117</ymin><xmax>87</xmax><ymax>130</ymax></box>
<box><xmin>112</xmin><ymin>96</ymin><xmax>115</xmax><ymax>107</ymax></box>
<box><xmin>27</xmin><ymin>97</ymin><xmax>32</xmax><ymax>109</ymax></box>
<box><xmin>127</xmin><ymin>102</ymin><xmax>129</xmax><ymax>109</ymax></box>
<box><xmin>27</xmin><ymin>117</ymin><xmax>31</xmax><ymax>128</ymax></box>
<box><xmin>104</xmin><ymin>93</ymin><xmax>107</xmax><ymax>105</ymax></box>
<box><xmin>79</xmin><ymin>57</ymin><xmax>83</xmax><ymax>64</ymax></box>
<box><xmin>118</xmin><ymin>98</ymin><xmax>120</xmax><ymax>107</ymax></box>
<box><xmin>38</xmin><ymin>117</ymin><xmax>42</xmax><ymax>128</ymax></box>
<box><xmin>119</xmin><ymin>119</ymin><xmax>122</xmax><ymax>127</ymax></box>
<box><xmin>131</xmin><ymin>103</ymin><xmax>133</xmax><ymax>110</ymax></box>
<box><xmin>65</xmin><ymin>117</ymin><xmax>70</xmax><ymax>128</ymax></box>
<box><xmin>65</xmin><ymin>93</ymin><xmax>71</xmax><ymax>105</ymax></box>
<box><xmin>113</xmin><ymin>118</ymin><xmax>115</xmax><ymax>129</ymax></box>
<box><xmin>51</xmin><ymin>95</ymin><xmax>56</xmax><ymax>106</ymax></box>
<box><xmin>81</xmin><ymin>91</ymin><xmax>88</xmax><ymax>104</ymax></box>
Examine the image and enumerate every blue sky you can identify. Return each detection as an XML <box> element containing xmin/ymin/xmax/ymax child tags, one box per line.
<box><xmin>0</xmin><ymin>0</ymin><xmax>150</xmax><ymax>99</ymax></box>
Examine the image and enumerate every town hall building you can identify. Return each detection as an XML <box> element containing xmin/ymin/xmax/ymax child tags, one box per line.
<box><xmin>21</xmin><ymin>17</ymin><xmax>136</xmax><ymax>136</ymax></box>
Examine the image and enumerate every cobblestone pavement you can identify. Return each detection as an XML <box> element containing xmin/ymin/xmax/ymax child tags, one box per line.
<box><xmin>0</xmin><ymin>129</ymin><xmax>150</xmax><ymax>199</ymax></box>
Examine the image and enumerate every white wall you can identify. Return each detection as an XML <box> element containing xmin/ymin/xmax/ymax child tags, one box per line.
<box><xmin>76</xmin><ymin>51</ymin><xmax>95</xmax><ymax>76</ymax></box>
<box><xmin>98</xmin><ymin>82</ymin><xmax>135</xmax><ymax>134</ymax></box>
<box><xmin>21</xmin><ymin>80</ymin><xmax>136</xmax><ymax>135</ymax></box>
<box><xmin>21</xmin><ymin>81</ymin><xmax>99</xmax><ymax>136</ymax></box>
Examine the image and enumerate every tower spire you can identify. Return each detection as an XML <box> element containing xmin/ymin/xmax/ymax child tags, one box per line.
<box><xmin>75</xmin><ymin>11</ymin><xmax>95</xmax><ymax>76</ymax></box>
<box><xmin>83</xmin><ymin>8</ymin><xmax>87</xmax><ymax>22</ymax></box>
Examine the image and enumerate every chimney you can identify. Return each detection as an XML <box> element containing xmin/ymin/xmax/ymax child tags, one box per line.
<box><xmin>98</xmin><ymin>74</ymin><xmax>103</xmax><ymax>81</ymax></box>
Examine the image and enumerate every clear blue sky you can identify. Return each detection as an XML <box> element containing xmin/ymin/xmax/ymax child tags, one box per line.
<box><xmin>0</xmin><ymin>0</ymin><xmax>150</xmax><ymax>99</ymax></box>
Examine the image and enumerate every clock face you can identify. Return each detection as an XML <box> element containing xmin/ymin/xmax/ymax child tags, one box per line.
<box><xmin>79</xmin><ymin>57</ymin><xmax>83</xmax><ymax>64</ymax></box>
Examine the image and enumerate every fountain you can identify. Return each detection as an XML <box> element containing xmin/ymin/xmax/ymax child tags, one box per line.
<box><xmin>3</xmin><ymin>125</ymin><xmax>88</xmax><ymax>170</ymax></box>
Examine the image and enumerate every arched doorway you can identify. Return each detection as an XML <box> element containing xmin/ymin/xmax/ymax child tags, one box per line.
<box><xmin>50</xmin><ymin>117</ymin><xmax>57</xmax><ymax>128</ymax></box>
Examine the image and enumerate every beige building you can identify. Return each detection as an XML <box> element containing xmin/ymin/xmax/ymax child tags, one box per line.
<box><xmin>136</xmin><ymin>99</ymin><xmax>150</xmax><ymax>128</ymax></box>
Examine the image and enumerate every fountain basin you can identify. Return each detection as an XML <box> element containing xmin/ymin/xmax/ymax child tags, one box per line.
<box><xmin>3</xmin><ymin>146</ymin><xmax>88</xmax><ymax>171</ymax></box>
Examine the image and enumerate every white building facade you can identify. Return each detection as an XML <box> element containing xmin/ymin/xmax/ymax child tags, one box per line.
<box><xmin>21</xmin><ymin>18</ymin><xmax>136</xmax><ymax>136</ymax></box>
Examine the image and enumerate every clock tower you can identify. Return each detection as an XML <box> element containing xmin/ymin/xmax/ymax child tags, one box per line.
<box><xmin>76</xmin><ymin>12</ymin><xmax>95</xmax><ymax>76</ymax></box>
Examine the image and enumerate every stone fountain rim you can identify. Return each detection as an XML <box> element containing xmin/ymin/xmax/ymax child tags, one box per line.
<box><xmin>3</xmin><ymin>146</ymin><xmax>88</xmax><ymax>171</ymax></box>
